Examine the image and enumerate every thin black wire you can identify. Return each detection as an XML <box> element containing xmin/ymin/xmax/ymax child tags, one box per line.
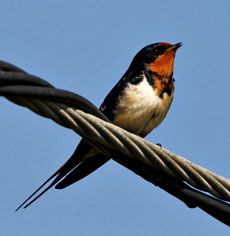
<box><xmin>0</xmin><ymin>60</ymin><xmax>229</xmax><ymax>226</ymax></box>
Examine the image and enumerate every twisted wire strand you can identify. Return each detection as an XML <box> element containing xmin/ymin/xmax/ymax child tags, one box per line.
<box><xmin>22</xmin><ymin>98</ymin><xmax>230</xmax><ymax>201</ymax></box>
<box><xmin>9</xmin><ymin>96</ymin><xmax>230</xmax><ymax>201</ymax></box>
<box><xmin>67</xmin><ymin>109</ymin><xmax>230</xmax><ymax>201</ymax></box>
<box><xmin>0</xmin><ymin>61</ymin><xmax>229</xmax><ymax>225</ymax></box>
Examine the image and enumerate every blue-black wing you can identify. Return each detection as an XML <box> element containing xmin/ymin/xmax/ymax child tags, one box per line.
<box><xmin>16</xmin><ymin>69</ymin><xmax>145</xmax><ymax>210</ymax></box>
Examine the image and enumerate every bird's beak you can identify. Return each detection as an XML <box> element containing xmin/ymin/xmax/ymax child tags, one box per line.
<box><xmin>167</xmin><ymin>42</ymin><xmax>182</xmax><ymax>52</ymax></box>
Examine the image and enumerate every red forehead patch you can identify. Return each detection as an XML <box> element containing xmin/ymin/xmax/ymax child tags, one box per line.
<box><xmin>159</xmin><ymin>42</ymin><xmax>173</xmax><ymax>47</ymax></box>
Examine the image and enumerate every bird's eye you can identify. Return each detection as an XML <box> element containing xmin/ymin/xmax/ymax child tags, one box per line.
<box><xmin>144</xmin><ymin>45</ymin><xmax>166</xmax><ymax>63</ymax></box>
<box><xmin>153</xmin><ymin>46</ymin><xmax>165</xmax><ymax>55</ymax></box>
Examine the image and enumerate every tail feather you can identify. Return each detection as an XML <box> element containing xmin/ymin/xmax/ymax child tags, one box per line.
<box><xmin>16</xmin><ymin>139</ymin><xmax>109</xmax><ymax>210</ymax></box>
<box><xmin>16</xmin><ymin>139</ymin><xmax>90</xmax><ymax>210</ymax></box>
<box><xmin>15</xmin><ymin>171</ymin><xmax>58</xmax><ymax>211</ymax></box>
<box><xmin>20</xmin><ymin>173</ymin><xmax>62</xmax><ymax>210</ymax></box>
<box><xmin>55</xmin><ymin>154</ymin><xmax>109</xmax><ymax>189</ymax></box>
<box><xmin>19</xmin><ymin>154</ymin><xmax>109</xmax><ymax>209</ymax></box>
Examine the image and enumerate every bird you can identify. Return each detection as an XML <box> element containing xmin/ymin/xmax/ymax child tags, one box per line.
<box><xmin>16</xmin><ymin>42</ymin><xmax>182</xmax><ymax>210</ymax></box>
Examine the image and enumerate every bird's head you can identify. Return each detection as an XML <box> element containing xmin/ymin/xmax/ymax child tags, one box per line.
<box><xmin>130</xmin><ymin>42</ymin><xmax>182</xmax><ymax>78</ymax></box>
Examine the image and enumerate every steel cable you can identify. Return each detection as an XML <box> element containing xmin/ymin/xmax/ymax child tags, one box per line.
<box><xmin>0</xmin><ymin>60</ymin><xmax>229</xmax><ymax>225</ymax></box>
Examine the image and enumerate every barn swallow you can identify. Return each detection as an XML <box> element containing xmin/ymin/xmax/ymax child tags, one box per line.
<box><xmin>16</xmin><ymin>42</ymin><xmax>182</xmax><ymax>210</ymax></box>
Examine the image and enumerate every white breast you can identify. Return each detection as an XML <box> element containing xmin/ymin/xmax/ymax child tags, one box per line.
<box><xmin>113</xmin><ymin>77</ymin><xmax>173</xmax><ymax>137</ymax></box>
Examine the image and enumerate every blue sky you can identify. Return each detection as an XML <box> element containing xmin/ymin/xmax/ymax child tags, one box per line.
<box><xmin>0</xmin><ymin>1</ymin><xmax>229</xmax><ymax>235</ymax></box>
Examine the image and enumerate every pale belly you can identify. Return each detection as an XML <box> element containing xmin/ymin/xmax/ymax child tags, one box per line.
<box><xmin>113</xmin><ymin>79</ymin><xmax>173</xmax><ymax>137</ymax></box>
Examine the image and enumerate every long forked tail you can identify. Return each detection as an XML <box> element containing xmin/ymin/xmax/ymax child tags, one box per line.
<box><xmin>16</xmin><ymin>139</ymin><xmax>109</xmax><ymax>211</ymax></box>
<box><xmin>15</xmin><ymin>170</ymin><xmax>62</xmax><ymax>211</ymax></box>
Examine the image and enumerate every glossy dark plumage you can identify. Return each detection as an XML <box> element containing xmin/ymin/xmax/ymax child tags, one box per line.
<box><xmin>16</xmin><ymin>42</ymin><xmax>182</xmax><ymax>210</ymax></box>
